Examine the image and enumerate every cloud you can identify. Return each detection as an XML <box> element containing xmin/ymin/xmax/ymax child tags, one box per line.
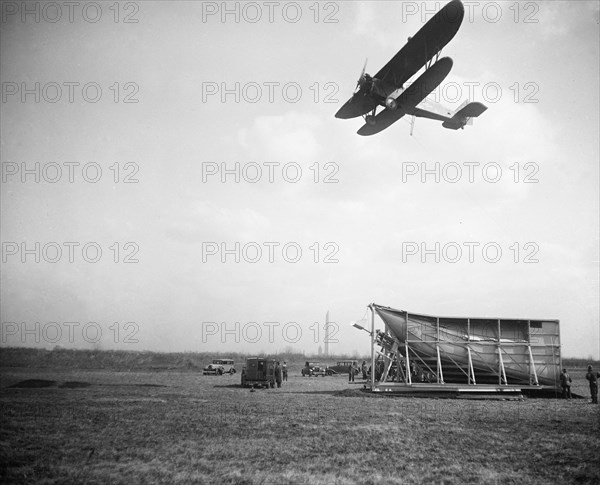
<box><xmin>165</xmin><ymin>199</ymin><xmax>273</xmax><ymax>244</ymax></box>
<box><xmin>536</xmin><ymin>1</ymin><xmax>599</xmax><ymax>38</ymax></box>
<box><xmin>237</xmin><ymin>111</ymin><xmax>323</xmax><ymax>160</ymax></box>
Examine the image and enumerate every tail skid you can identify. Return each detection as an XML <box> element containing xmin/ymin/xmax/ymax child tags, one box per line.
<box><xmin>442</xmin><ymin>100</ymin><xmax>487</xmax><ymax>130</ymax></box>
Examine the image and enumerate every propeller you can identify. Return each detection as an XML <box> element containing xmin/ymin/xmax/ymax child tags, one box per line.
<box><xmin>355</xmin><ymin>58</ymin><xmax>369</xmax><ymax>92</ymax></box>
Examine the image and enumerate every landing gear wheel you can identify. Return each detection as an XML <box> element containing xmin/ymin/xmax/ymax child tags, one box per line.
<box><xmin>366</xmin><ymin>115</ymin><xmax>376</xmax><ymax>126</ymax></box>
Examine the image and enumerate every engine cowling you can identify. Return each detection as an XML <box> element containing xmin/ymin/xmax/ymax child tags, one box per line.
<box><xmin>385</xmin><ymin>96</ymin><xmax>398</xmax><ymax>111</ymax></box>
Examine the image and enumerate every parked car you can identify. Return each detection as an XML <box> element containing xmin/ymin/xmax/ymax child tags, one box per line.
<box><xmin>327</xmin><ymin>360</ymin><xmax>360</xmax><ymax>375</ymax></box>
<box><xmin>301</xmin><ymin>361</ymin><xmax>333</xmax><ymax>377</ymax></box>
<box><xmin>203</xmin><ymin>358</ymin><xmax>235</xmax><ymax>375</ymax></box>
<box><xmin>241</xmin><ymin>357</ymin><xmax>275</xmax><ymax>388</ymax></box>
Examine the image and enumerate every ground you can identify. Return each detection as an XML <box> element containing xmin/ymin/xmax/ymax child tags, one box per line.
<box><xmin>1</xmin><ymin>365</ymin><xmax>599</xmax><ymax>484</ymax></box>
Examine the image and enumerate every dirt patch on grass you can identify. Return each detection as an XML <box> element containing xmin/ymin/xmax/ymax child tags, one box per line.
<box><xmin>8</xmin><ymin>379</ymin><xmax>94</xmax><ymax>389</ymax></box>
<box><xmin>332</xmin><ymin>388</ymin><xmax>371</xmax><ymax>398</ymax></box>
<box><xmin>58</xmin><ymin>381</ymin><xmax>91</xmax><ymax>389</ymax></box>
<box><xmin>9</xmin><ymin>379</ymin><xmax>57</xmax><ymax>388</ymax></box>
<box><xmin>100</xmin><ymin>383</ymin><xmax>168</xmax><ymax>388</ymax></box>
<box><xmin>6</xmin><ymin>380</ymin><xmax>169</xmax><ymax>390</ymax></box>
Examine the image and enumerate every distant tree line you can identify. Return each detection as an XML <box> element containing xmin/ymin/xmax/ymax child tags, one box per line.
<box><xmin>0</xmin><ymin>347</ymin><xmax>372</xmax><ymax>371</ymax></box>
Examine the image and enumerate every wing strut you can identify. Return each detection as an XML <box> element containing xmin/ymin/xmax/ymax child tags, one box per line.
<box><xmin>426</xmin><ymin>49</ymin><xmax>442</xmax><ymax>70</ymax></box>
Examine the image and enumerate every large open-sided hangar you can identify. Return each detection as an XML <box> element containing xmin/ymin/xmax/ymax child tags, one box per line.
<box><xmin>362</xmin><ymin>304</ymin><xmax>562</xmax><ymax>397</ymax></box>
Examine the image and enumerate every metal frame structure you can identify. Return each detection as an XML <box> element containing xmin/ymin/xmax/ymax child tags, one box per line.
<box><xmin>365</xmin><ymin>303</ymin><xmax>562</xmax><ymax>395</ymax></box>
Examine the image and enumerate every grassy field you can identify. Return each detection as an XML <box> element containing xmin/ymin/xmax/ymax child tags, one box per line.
<box><xmin>1</xmin><ymin>358</ymin><xmax>599</xmax><ymax>484</ymax></box>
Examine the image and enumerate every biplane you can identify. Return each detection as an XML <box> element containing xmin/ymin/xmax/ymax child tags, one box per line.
<box><xmin>335</xmin><ymin>0</ymin><xmax>487</xmax><ymax>136</ymax></box>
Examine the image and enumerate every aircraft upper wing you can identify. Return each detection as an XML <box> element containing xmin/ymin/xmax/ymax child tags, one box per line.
<box><xmin>374</xmin><ymin>0</ymin><xmax>464</xmax><ymax>88</ymax></box>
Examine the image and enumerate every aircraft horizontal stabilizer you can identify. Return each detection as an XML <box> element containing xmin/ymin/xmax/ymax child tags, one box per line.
<box><xmin>442</xmin><ymin>101</ymin><xmax>487</xmax><ymax>130</ymax></box>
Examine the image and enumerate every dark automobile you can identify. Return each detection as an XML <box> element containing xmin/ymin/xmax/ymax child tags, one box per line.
<box><xmin>327</xmin><ymin>360</ymin><xmax>360</xmax><ymax>375</ymax></box>
<box><xmin>301</xmin><ymin>361</ymin><xmax>333</xmax><ymax>377</ymax></box>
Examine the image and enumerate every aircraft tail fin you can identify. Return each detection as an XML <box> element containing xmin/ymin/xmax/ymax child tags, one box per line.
<box><xmin>442</xmin><ymin>101</ymin><xmax>487</xmax><ymax>130</ymax></box>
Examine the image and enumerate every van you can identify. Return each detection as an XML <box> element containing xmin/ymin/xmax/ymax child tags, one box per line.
<box><xmin>241</xmin><ymin>357</ymin><xmax>276</xmax><ymax>388</ymax></box>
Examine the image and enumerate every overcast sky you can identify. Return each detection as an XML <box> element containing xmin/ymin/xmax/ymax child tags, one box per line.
<box><xmin>1</xmin><ymin>0</ymin><xmax>598</xmax><ymax>359</ymax></box>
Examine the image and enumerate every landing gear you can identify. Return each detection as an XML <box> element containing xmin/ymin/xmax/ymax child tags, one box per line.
<box><xmin>363</xmin><ymin>108</ymin><xmax>377</xmax><ymax>126</ymax></box>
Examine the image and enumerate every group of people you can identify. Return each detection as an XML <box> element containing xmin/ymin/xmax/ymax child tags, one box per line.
<box><xmin>348</xmin><ymin>359</ymin><xmax>422</xmax><ymax>383</ymax></box>
<box><xmin>348</xmin><ymin>361</ymin><xmax>369</xmax><ymax>382</ymax></box>
<box><xmin>560</xmin><ymin>365</ymin><xmax>599</xmax><ymax>403</ymax></box>
<box><xmin>348</xmin><ymin>359</ymin><xmax>429</xmax><ymax>383</ymax></box>
<box><xmin>274</xmin><ymin>361</ymin><xmax>288</xmax><ymax>388</ymax></box>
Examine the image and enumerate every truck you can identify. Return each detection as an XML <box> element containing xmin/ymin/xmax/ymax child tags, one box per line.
<box><xmin>241</xmin><ymin>357</ymin><xmax>276</xmax><ymax>388</ymax></box>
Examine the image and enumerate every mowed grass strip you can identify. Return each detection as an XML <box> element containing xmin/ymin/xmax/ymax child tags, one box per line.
<box><xmin>1</xmin><ymin>369</ymin><xmax>598</xmax><ymax>484</ymax></box>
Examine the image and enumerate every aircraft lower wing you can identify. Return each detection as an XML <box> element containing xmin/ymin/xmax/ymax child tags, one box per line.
<box><xmin>357</xmin><ymin>107</ymin><xmax>408</xmax><ymax>136</ymax></box>
<box><xmin>358</xmin><ymin>57</ymin><xmax>453</xmax><ymax>136</ymax></box>
<box><xmin>335</xmin><ymin>92</ymin><xmax>380</xmax><ymax>120</ymax></box>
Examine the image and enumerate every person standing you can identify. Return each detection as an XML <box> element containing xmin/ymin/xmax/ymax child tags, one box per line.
<box><xmin>560</xmin><ymin>368</ymin><xmax>572</xmax><ymax>399</ymax></box>
<box><xmin>411</xmin><ymin>361</ymin><xmax>418</xmax><ymax>380</ymax></box>
<box><xmin>376</xmin><ymin>360</ymin><xmax>384</xmax><ymax>381</ymax></box>
<box><xmin>348</xmin><ymin>363</ymin><xmax>355</xmax><ymax>383</ymax></box>
<box><xmin>585</xmin><ymin>365</ymin><xmax>599</xmax><ymax>404</ymax></box>
<box><xmin>361</xmin><ymin>361</ymin><xmax>367</xmax><ymax>380</ymax></box>
<box><xmin>282</xmin><ymin>361</ymin><xmax>288</xmax><ymax>381</ymax></box>
<box><xmin>275</xmin><ymin>361</ymin><xmax>283</xmax><ymax>388</ymax></box>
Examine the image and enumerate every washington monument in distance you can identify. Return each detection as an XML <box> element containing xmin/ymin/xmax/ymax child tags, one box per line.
<box><xmin>324</xmin><ymin>311</ymin><xmax>330</xmax><ymax>357</ymax></box>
